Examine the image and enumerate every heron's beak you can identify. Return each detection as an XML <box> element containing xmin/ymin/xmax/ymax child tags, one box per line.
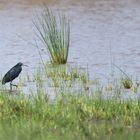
<box><xmin>23</xmin><ymin>64</ymin><xmax>28</xmax><ymax>67</ymax></box>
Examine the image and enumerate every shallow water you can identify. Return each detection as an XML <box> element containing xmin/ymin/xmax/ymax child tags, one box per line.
<box><xmin>0</xmin><ymin>0</ymin><xmax>140</xmax><ymax>96</ymax></box>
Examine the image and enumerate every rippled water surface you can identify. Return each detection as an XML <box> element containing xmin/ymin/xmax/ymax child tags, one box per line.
<box><xmin>0</xmin><ymin>0</ymin><xmax>140</xmax><ymax>92</ymax></box>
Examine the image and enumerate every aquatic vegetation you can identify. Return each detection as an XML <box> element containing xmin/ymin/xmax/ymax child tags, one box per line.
<box><xmin>122</xmin><ymin>77</ymin><xmax>133</xmax><ymax>89</ymax></box>
<box><xmin>0</xmin><ymin>64</ymin><xmax>140</xmax><ymax>140</ymax></box>
<box><xmin>113</xmin><ymin>64</ymin><xmax>133</xmax><ymax>89</ymax></box>
<box><xmin>34</xmin><ymin>7</ymin><xmax>70</xmax><ymax>64</ymax></box>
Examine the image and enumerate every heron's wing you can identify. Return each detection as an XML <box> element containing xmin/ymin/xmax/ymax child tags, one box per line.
<box><xmin>2</xmin><ymin>67</ymin><xmax>22</xmax><ymax>84</ymax></box>
<box><xmin>8</xmin><ymin>66</ymin><xmax>22</xmax><ymax>79</ymax></box>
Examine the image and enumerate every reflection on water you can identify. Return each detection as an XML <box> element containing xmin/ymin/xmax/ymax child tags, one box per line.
<box><xmin>0</xmin><ymin>0</ymin><xmax>140</xmax><ymax>96</ymax></box>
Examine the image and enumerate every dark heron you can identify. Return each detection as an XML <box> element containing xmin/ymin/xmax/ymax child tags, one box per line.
<box><xmin>2</xmin><ymin>62</ymin><xmax>27</xmax><ymax>91</ymax></box>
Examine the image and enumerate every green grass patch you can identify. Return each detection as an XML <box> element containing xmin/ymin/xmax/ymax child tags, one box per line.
<box><xmin>0</xmin><ymin>92</ymin><xmax>140</xmax><ymax>140</ymax></box>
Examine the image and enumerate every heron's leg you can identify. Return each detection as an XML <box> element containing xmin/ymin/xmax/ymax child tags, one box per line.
<box><xmin>10</xmin><ymin>81</ymin><xmax>18</xmax><ymax>91</ymax></box>
<box><xmin>10</xmin><ymin>81</ymin><xmax>12</xmax><ymax>91</ymax></box>
<box><xmin>10</xmin><ymin>81</ymin><xmax>18</xmax><ymax>87</ymax></box>
<box><xmin>11</xmin><ymin>83</ymin><xmax>18</xmax><ymax>87</ymax></box>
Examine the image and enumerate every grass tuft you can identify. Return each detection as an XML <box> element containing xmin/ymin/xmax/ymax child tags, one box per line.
<box><xmin>34</xmin><ymin>7</ymin><xmax>70</xmax><ymax>64</ymax></box>
<box><xmin>122</xmin><ymin>78</ymin><xmax>133</xmax><ymax>89</ymax></box>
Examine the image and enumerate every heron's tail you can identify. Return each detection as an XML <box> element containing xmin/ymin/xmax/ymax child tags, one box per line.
<box><xmin>2</xmin><ymin>78</ymin><xmax>5</xmax><ymax>85</ymax></box>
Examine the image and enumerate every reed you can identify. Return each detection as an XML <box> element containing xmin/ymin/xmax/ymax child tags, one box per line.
<box><xmin>34</xmin><ymin>7</ymin><xmax>70</xmax><ymax>64</ymax></box>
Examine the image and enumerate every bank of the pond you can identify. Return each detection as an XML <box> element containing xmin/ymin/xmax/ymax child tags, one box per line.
<box><xmin>0</xmin><ymin>91</ymin><xmax>140</xmax><ymax>140</ymax></box>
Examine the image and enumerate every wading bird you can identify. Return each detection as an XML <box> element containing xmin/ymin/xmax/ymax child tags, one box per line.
<box><xmin>2</xmin><ymin>62</ymin><xmax>27</xmax><ymax>91</ymax></box>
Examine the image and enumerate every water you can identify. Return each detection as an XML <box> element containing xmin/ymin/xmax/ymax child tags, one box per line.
<box><xmin>0</xmin><ymin>0</ymin><xmax>140</xmax><ymax>96</ymax></box>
